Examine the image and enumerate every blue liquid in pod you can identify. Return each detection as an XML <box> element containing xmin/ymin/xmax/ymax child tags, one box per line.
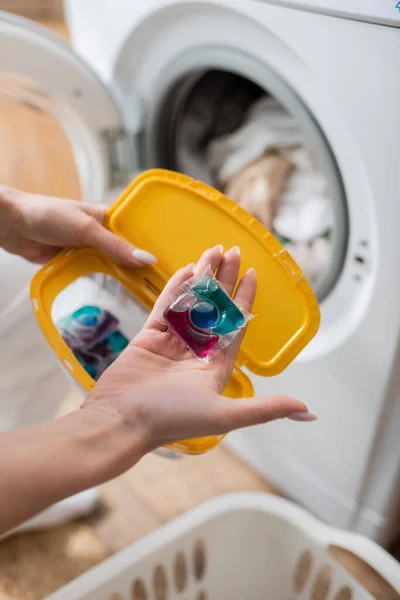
<box><xmin>190</xmin><ymin>301</ymin><xmax>219</xmax><ymax>329</ymax></box>
<box><xmin>75</xmin><ymin>306</ymin><xmax>101</xmax><ymax>327</ymax></box>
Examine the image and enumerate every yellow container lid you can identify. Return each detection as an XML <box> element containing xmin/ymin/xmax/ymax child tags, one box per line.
<box><xmin>31</xmin><ymin>169</ymin><xmax>320</xmax><ymax>455</ymax></box>
<box><xmin>106</xmin><ymin>169</ymin><xmax>320</xmax><ymax>376</ymax></box>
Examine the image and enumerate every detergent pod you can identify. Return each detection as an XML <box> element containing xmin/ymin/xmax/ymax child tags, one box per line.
<box><xmin>159</xmin><ymin>266</ymin><xmax>253</xmax><ymax>362</ymax></box>
<box><xmin>57</xmin><ymin>305</ymin><xmax>128</xmax><ymax>380</ymax></box>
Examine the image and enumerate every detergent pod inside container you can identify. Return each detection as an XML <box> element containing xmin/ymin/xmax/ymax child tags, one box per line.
<box><xmin>52</xmin><ymin>274</ymin><xmax>146</xmax><ymax>382</ymax></box>
<box><xmin>30</xmin><ymin>169</ymin><xmax>320</xmax><ymax>455</ymax></box>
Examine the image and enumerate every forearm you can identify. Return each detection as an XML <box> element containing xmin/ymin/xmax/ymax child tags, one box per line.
<box><xmin>0</xmin><ymin>406</ymin><xmax>146</xmax><ymax>534</ymax></box>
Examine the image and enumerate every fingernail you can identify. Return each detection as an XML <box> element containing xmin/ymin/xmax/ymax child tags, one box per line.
<box><xmin>132</xmin><ymin>249</ymin><xmax>158</xmax><ymax>265</ymax></box>
<box><xmin>246</xmin><ymin>267</ymin><xmax>256</xmax><ymax>276</ymax></box>
<box><xmin>214</xmin><ymin>244</ymin><xmax>224</xmax><ymax>253</ymax></box>
<box><xmin>187</xmin><ymin>262</ymin><xmax>196</xmax><ymax>273</ymax></box>
<box><xmin>230</xmin><ymin>245</ymin><xmax>240</xmax><ymax>255</ymax></box>
<box><xmin>287</xmin><ymin>412</ymin><xmax>317</xmax><ymax>422</ymax></box>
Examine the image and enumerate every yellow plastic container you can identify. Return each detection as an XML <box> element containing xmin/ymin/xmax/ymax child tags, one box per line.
<box><xmin>30</xmin><ymin>169</ymin><xmax>320</xmax><ymax>454</ymax></box>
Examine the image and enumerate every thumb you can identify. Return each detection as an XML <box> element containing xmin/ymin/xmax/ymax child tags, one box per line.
<box><xmin>214</xmin><ymin>394</ymin><xmax>317</xmax><ymax>433</ymax></box>
<box><xmin>78</xmin><ymin>203</ymin><xmax>158</xmax><ymax>268</ymax></box>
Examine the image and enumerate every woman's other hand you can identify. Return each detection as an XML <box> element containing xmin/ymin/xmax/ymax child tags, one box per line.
<box><xmin>0</xmin><ymin>185</ymin><xmax>157</xmax><ymax>267</ymax></box>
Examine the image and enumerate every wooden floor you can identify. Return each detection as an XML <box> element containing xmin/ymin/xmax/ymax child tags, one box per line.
<box><xmin>0</xmin><ymin>16</ymin><xmax>398</xmax><ymax>600</ymax></box>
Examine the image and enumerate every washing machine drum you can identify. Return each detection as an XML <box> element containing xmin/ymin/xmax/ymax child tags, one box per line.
<box><xmin>154</xmin><ymin>69</ymin><xmax>348</xmax><ymax>301</ymax></box>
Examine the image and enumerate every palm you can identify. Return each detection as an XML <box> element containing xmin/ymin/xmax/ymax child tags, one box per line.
<box><xmin>86</xmin><ymin>246</ymin><xmax>309</xmax><ymax>449</ymax></box>
<box><xmin>98</xmin><ymin>330</ymin><xmax>231</xmax><ymax>447</ymax></box>
<box><xmin>131</xmin><ymin>326</ymin><xmax>230</xmax><ymax>390</ymax></box>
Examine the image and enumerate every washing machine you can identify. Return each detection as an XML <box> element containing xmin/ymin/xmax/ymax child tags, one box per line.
<box><xmin>1</xmin><ymin>0</ymin><xmax>399</xmax><ymax>545</ymax></box>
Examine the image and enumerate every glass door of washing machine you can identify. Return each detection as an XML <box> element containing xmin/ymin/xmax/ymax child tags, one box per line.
<box><xmin>0</xmin><ymin>12</ymin><xmax>155</xmax><ymax>397</ymax></box>
<box><xmin>0</xmin><ymin>12</ymin><xmax>141</xmax><ymax>206</ymax></box>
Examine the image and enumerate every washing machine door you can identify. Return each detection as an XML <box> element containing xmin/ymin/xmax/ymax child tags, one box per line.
<box><xmin>0</xmin><ymin>12</ymin><xmax>141</xmax><ymax>204</ymax></box>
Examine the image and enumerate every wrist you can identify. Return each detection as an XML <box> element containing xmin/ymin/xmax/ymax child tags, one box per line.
<box><xmin>72</xmin><ymin>402</ymin><xmax>149</xmax><ymax>485</ymax></box>
<box><xmin>0</xmin><ymin>404</ymin><xmax>149</xmax><ymax>533</ymax></box>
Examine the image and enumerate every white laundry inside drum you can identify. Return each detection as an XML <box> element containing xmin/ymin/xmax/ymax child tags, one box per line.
<box><xmin>154</xmin><ymin>70</ymin><xmax>343</xmax><ymax>299</ymax></box>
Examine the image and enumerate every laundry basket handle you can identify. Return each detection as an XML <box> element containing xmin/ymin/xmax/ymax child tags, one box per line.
<box><xmin>326</xmin><ymin>529</ymin><xmax>400</xmax><ymax>594</ymax></box>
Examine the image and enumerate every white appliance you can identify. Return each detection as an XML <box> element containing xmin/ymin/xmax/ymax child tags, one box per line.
<box><xmin>1</xmin><ymin>0</ymin><xmax>399</xmax><ymax>545</ymax></box>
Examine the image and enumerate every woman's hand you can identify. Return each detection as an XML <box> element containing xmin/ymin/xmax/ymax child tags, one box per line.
<box><xmin>0</xmin><ymin>185</ymin><xmax>157</xmax><ymax>267</ymax></box>
<box><xmin>83</xmin><ymin>245</ymin><xmax>315</xmax><ymax>456</ymax></box>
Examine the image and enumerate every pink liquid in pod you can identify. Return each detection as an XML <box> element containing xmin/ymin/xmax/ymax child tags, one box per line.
<box><xmin>164</xmin><ymin>294</ymin><xmax>219</xmax><ymax>359</ymax></box>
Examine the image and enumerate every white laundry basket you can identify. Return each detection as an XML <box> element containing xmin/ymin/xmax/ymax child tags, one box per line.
<box><xmin>46</xmin><ymin>493</ymin><xmax>400</xmax><ymax>600</ymax></box>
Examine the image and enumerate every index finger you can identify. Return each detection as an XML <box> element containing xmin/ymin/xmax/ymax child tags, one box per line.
<box><xmin>79</xmin><ymin>204</ymin><xmax>158</xmax><ymax>268</ymax></box>
<box><xmin>233</xmin><ymin>267</ymin><xmax>257</xmax><ymax>313</ymax></box>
